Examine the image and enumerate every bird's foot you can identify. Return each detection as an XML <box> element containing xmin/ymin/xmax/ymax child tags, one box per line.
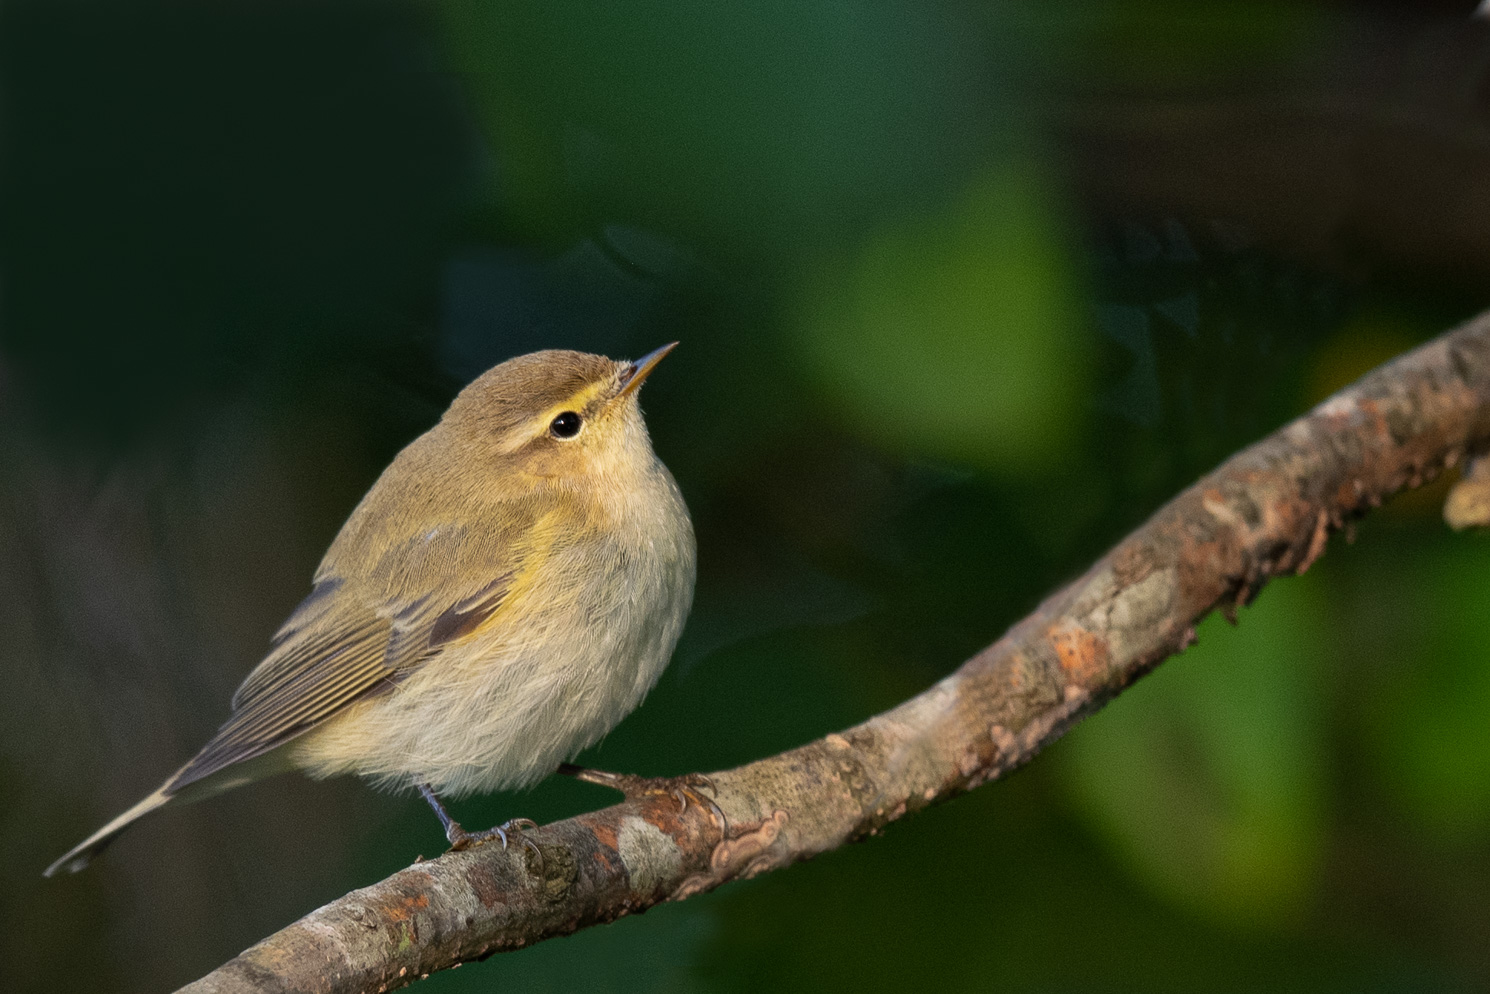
<box><xmin>416</xmin><ymin>783</ymin><xmax>543</xmax><ymax>867</ymax></box>
<box><xmin>557</xmin><ymin>763</ymin><xmax>726</xmax><ymax>832</ymax></box>
<box><xmin>446</xmin><ymin>817</ymin><xmax>542</xmax><ymax>859</ymax></box>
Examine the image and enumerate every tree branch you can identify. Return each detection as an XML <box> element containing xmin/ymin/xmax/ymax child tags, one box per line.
<box><xmin>181</xmin><ymin>313</ymin><xmax>1490</xmax><ymax>994</ymax></box>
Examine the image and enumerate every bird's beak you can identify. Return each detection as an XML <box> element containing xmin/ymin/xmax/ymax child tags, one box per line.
<box><xmin>616</xmin><ymin>342</ymin><xmax>678</xmax><ymax>399</ymax></box>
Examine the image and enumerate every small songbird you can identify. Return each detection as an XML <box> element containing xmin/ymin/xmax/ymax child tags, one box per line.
<box><xmin>47</xmin><ymin>344</ymin><xmax>698</xmax><ymax>876</ymax></box>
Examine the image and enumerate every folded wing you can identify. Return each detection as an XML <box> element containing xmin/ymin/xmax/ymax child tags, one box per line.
<box><xmin>167</xmin><ymin>505</ymin><xmax>549</xmax><ymax>794</ymax></box>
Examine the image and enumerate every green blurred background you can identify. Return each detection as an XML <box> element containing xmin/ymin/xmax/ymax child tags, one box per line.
<box><xmin>5</xmin><ymin>1</ymin><xmax>1490</xmax><ymax>991</ymax></box>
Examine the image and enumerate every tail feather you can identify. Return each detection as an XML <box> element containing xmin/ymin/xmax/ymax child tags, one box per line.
<box><xmin>45</xmin><ymin>748</ymin><xmax>297</xmax><ymax>877</ymax></box>
<box><xmin>45</xmin><ymin>787</ymin><xmax>174</xmax><ymax>877</ymax></box>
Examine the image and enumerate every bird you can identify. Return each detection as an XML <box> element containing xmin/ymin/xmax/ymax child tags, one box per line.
<box><xmin>46</xmin><ymin>343</ymin><xmax>702</xmax><ymax>877</ymax></box>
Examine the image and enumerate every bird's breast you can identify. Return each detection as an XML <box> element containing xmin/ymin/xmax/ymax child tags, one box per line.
<box><xmin>293</xmin><ymin>459</ymin><xmax>695</xmax><ymax>797</ymax></box>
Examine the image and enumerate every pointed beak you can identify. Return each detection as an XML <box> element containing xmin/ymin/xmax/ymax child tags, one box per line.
<box><xmin>616</xmin><ymin>342</ymin><xmax>678</xmax><ymax>399</ymax></box>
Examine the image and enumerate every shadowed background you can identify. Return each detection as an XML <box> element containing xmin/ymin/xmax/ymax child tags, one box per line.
<box><xmin>4</xmin><ymin>1</ymin><xmax>1490</xmax><ymax>991</ymax></box>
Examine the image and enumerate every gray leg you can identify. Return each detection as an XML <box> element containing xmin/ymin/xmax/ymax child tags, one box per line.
<box><xmin>416</xmin><ymin>782</ymin><xmax>543</xmax><ymax>864</ymax></box>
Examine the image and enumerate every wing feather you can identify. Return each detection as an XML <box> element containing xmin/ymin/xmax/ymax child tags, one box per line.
<box><xmin>168</xmin><ymin>499</ymin><xmax>548</xmax><ymax>794</ymax></box>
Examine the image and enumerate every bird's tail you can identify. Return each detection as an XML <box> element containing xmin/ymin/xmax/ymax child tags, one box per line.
<box><xmin>45</xmin><ymin>748</ymin><xmax>295</xmax><ymax>877</ymax></box>
<box><xmin>44</xmin><ymin>787</ymin><xmax>175</xmax><ymax>877</ymax></box>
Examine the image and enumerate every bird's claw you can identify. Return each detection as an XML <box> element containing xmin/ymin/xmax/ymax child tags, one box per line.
<box><xmin>446</xmin><ymin>817</ymin><xmax>544</xmax><ymax>868</ymax></box>
<box><xmin>417</xmin><ymin>782</ymin><xmax>543</xmax><ymax>870</ymax></box>
<box><xmin>669</xmin><ymin>774</ymin><xmax>725</xmax><ymax>829</ymax></box>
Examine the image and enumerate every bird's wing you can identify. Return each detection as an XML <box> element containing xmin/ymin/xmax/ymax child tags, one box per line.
<box><xmin>167</xmin><ymin>501</ymin><xmax>554</xmax><ymax>793</ymax></box>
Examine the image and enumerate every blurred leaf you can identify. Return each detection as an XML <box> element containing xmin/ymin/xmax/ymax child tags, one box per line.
<box><xmin>436</xmin><ymin>0</ymin><xmax>995</xmax><ymax>256</ymax></box>
<box><xmin>793</xmin><ymin>164</ymin><xmax>1089</xmax><ymax>474</ymax></box>
<box><xmin>1025</xmin><ymin>0</ymin><xmax>1326</xmax><ymax>89</ymax></box>
<box><xmin>1369</xmin><ymin>536</ymin><xmax>1490</xmax><ymax>840</ymax></box>
<box><xmin>1062</xmin><ymin>574</ymin><xmax>1330</xmax><ymax>926</ymax></box>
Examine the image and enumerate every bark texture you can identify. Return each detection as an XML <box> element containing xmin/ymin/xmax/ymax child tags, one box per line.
<box><xmin>181</xmin><ymin>312</ymin><xmax>1490</xmax><ymax>994</ymax></box>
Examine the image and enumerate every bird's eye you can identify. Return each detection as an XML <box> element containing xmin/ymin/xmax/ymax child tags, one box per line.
<box><xmin>549</xmin><ymin>411</ymin><xmax>583</xmax><ymax>439</ymax></box>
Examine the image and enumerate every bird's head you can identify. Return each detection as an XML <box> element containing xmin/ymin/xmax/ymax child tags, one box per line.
<box><xmin>441</xmin><ymin>344</ymin><xmax>677</xmax><ymax>483</ymax></box>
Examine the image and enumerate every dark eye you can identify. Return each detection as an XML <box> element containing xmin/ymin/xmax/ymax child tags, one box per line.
<box><xmin>549</xmin><ymin>411</ymin><xmax>582</xmax><ymax>438</ymax></box>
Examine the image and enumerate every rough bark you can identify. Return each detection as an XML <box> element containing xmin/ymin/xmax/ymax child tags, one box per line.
<box><xmin>180</xmin><ymin>312</ymin><xmax>1490</xmax><ymax>994</ymax></box>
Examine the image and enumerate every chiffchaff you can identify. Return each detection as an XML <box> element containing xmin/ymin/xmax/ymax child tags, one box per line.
<box><xmin>47</xmin><ymin>344</ymin><xmax>697</xmax><ymax>876</ymax></box>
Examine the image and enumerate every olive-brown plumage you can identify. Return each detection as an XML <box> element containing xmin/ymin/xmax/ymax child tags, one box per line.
<box><xmin>47</xmin><ymin>345</ymin><xmax>694</xmax><ymax>876</ymax></box>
